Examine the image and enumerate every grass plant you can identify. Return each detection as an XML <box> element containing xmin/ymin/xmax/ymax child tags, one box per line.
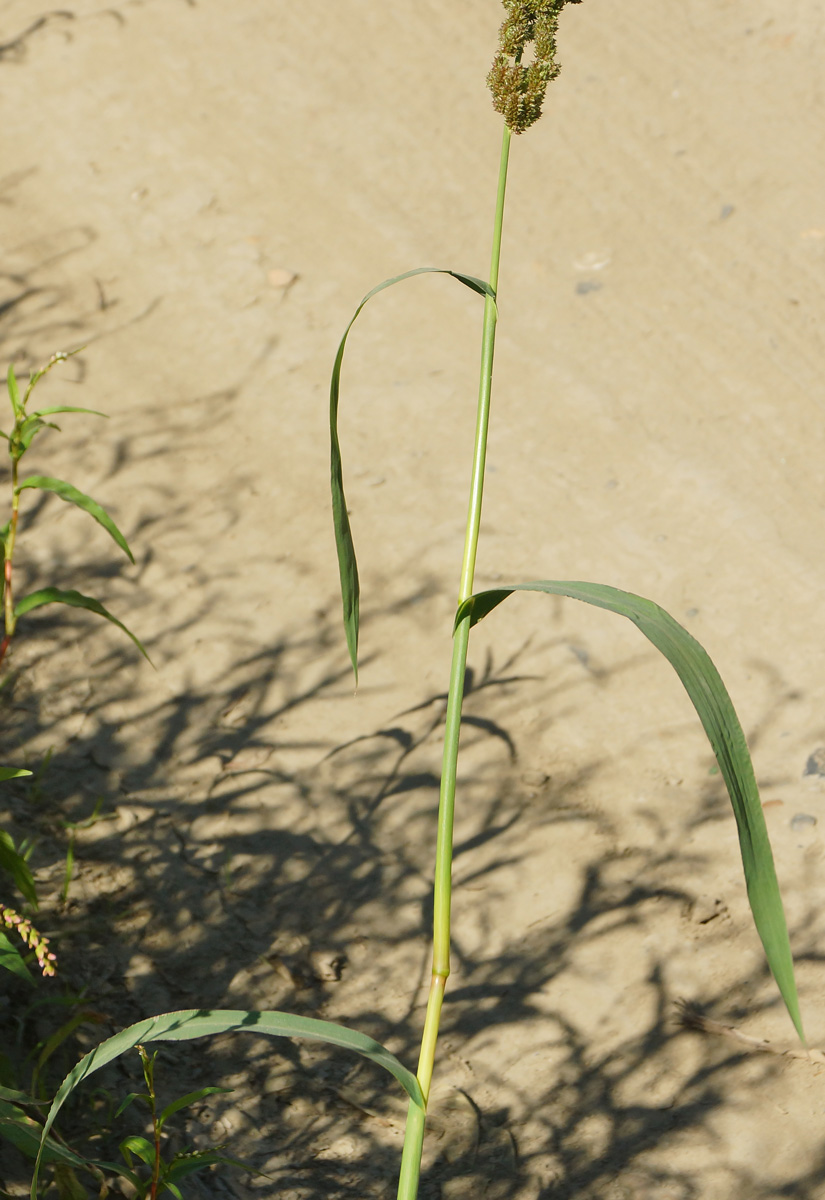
<box><xmin>34</xmin><ymin>4</ymin><xmax>804</xmax><ymax>1198</ymax></box>
<box><xmin>1</xmin><ymin>349</ymin><xmax>147</xmax><ymax>674</ymax></box>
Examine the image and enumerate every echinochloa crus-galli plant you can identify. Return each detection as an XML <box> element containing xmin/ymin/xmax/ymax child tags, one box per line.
<box><xmin>34</xmin><ymin>7</ymin><xmax>804</xmax><ymax>1200</ymax></box>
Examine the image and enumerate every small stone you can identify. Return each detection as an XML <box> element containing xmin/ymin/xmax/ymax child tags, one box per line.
<box><xmin>803</xmin><ymin>748</ymin><xmax>825</xmax><ymax>777</ymax></box>
<box><xmin>790</xmin><ymin>813</ymin><xmax>817</xmax><ymax>831</ymax></box>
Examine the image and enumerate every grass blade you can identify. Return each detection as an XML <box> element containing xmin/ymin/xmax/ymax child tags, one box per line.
<box><xmin>456</xmin><ymin>579</ymin><xmax>803</xmax><ymax>1042</ymax></box>
<box><xmin>32</xmin><ymin>406</ymin><xmax>107</xmax><ymax>418</ymax></box>
<box><xmin>17</xmin><ymin>476</ymin><xmax>134</xmax><ymax>562</ymax></box>
<box><xmin>34</xmin><ymin>1007</ymin><xmax>424</xmax><ymax>1196</ymax></box>
<box><xmin>0</xmin><ymin>767</ymin><xmax>32</xmax><ymax>781</ymax></box>
<box><xmin>0</xmin><ymin>1100</ymin><xmax>88</xmax><ymax>1167</ymax></box>
<box><xmin>14</xmin><ymin>588</ymin><xmax>149</xmax><ymax>662</ymax></box>
<box><xmin>331</xmin><ymin>267</ymin><xmax>497</xmax><ymax>680</ymax></box>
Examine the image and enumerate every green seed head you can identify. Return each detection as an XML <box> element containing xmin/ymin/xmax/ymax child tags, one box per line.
<box><xmin>488</xmin><ymin>0</ymin><xmax>582</xmax><ymax>134</ymax></box>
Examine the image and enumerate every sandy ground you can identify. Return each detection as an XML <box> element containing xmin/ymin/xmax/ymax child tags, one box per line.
<box><xmin>2</xmin><ymin>1</ymin><xmax>825</xmax><ymax>1197</ymax></box>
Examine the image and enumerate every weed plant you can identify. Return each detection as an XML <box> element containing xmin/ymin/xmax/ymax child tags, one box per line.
<box><xmin>0</xmin><ymin>350</ymin><xmax>146</xmax><ymax>674</ymax></box>
<box><xmin>0</xmin><ymin>352</ymin><xmax>147</xmax><ymax>1192</ymax></box>
<box><xmin>33</xmin><ymin>5</ymin><xmax>804</xmax><ymax>1200</ymax></box>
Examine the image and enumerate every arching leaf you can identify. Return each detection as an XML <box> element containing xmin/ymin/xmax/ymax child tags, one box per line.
<box><xmin>14</xmin><ymin>588</ymin><xmax>149</xmax><ymax>662</ymax></box>
<box><xmin>456</xmin><ymin>580</ymin><xmax>803</xmax><ymax>1042</ymax></box>
<box><xmin>34</xmin><ymin>1008</ymin><xmax>424</xmax><ymax>1195</ymax></box>
<box><xmin>17</xmin><ymin>477</ymin><xmax>134</xmax><ymax>562</ymax></box>
<box><xmin>331</xmin><ymin>267</ymin><xmax>496</xmax><ymax>681</ymax></box>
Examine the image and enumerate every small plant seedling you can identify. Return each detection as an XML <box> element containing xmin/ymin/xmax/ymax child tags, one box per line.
<box><xmin>0</xmin><ymin>349</ymin><xmax>148</xmax><ymax>673</ymax></box>
<box><xmin>35</xmin><ymin>6</ymin><xmax>806</xmax><ymax>1200</ymax></box>
<box><xmin>114</xmin><ymin>1046</ymin><xmax>250</xmax><ymax>1200</ymax></box>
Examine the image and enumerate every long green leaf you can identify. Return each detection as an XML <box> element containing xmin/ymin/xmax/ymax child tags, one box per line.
<box><xmin>0</xmin><ymin>931</ymin><xmax>34</xmax><ymax>984</ymax></box>
<box><xmin>32</xmin><ymin>407</ymin><xmax>107</xmax><ymax>419</ymax></box>
<box><xmin>7</xmin><ymin>366</ymin><xmax>21</xmax><ymax>419</ymax></box>
<box><xmin>0</xmin><ymin>1100</ymin><xmax>87</xmax><ymax>1167</ymax></box>
<box><xmin>0</xmin><ymin>767</ymin><xmax>32</xmax><ymax>781</ymax></box>
<box><xmin>35</xmin><ymin>1008</ymin><xmax>424</xmax><ymax>1196</ymax></box>
<box><xmin>17</xmin><ymin>476</ymin><xmax>134</xmax><ymax>562</ymax></box>
<box><xmin>14</xmin><ymin>588</ymin><xmax>149</xmax><ymax>662</ymax></box>
<box><xmin>456</xmin><ymin>579</ymin><xmax>803</xmax><ymax>1041</ymax></box>
<box><xmin>330</xmin><ymin>267</ymin><xmax>497</xmax><ymax>681</ymax></box>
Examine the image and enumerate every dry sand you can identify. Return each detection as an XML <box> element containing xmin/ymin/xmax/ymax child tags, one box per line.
<box><xmin>2</xmin><ymin>2</ymin><xmax>825</xmax><ymax>1198</ymax></box>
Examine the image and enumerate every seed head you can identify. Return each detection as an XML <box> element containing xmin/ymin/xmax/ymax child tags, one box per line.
<box><xmin>0</xmin><ymin>902</ymin><xmax>57</xmax><ymax>977</ymax></box>
<box><xmin>488</xmin><ymin>0</ymin><xmax>582</xmax><ymax>134</ymax></box>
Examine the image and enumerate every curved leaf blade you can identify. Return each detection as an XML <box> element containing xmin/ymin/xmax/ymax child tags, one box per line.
<box><xmin>32</xmin><ymin>407</ymin><xmax>107</xmax><ymax>418</ymax></box>
<box><xmin>330</xmin><ymin>267</ymin><xmax>497</xmax><ymax>681</ymax></box>
<box><xmin>14</xmin><ymin>588</ymin><xmax>149</xmax><ymax>662</ymax></box>
<box><xmin>35</xmin><ymin>1007</ymin><xmax>424</xmax><ymax>1195</ymax></box>
<box><xmin>0</xmin><ymin>767</ymin><xmax>32</xmax><ymax>781</ymax></box>
<box><xmin>456</xmin><ymin>580</ymin><xmax>803</xmax><ymax>1042</ymax></box>
<box><xmin>17</xmin><ymin>476</ymin><xmax>134</xmax><ymax>562</ymax></box>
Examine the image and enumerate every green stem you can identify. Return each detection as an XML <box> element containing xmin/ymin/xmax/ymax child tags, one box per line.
<box><xmin>396</xmin><ymin>121</ymin><xmax>512</xmax><ymax>1200</ymax></box>
<box><xmin>1</xmin><ymin>456</ymin><xmax>20</xmax><ymax>668</ymax></box>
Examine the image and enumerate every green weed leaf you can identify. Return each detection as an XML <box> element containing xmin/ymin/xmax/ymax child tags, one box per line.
<box><xmin>120</xmin><ymin>1135</ymin><xmax>155</xmax><ymax>1168</ymax></box>
<box><xmin>14</xmin><ymin>588</ymin><xmax>150</xmax><ymax>662</ymax></box>
<box><xmin>7</xmin><ymin>366</ymin><xmax>21</xmax><ymax>419</ymax></box>
<box><xmin>17</xmin><ymin>416</ymin><xmax>58</xmax><ymax>454</ymax></box>
<box><xmin>331</xmin><ymin>267</ymin><xmax>497</xmax><ymax>681</ymax></box>
<box><xmin>456</xmin><ymin>579</ymin><xmax>804</xmax><ymax>1042</ymax></box>
<box><xmin>165</xmin><ymin>1148</ymin><xmax>255</xmax><ymax>1189</ymax></box>
<box><xmin>35</xmin><ymin>1007</ymin><xmax>424</xmax><ymax>1195</ymax></box>
<box><xmin>158</xmin><ymin>1086</ymin><xmax>231</xmax><ymax>1132</ymax></box>
<box><xmin>16</xmin><ymin>477</ymin><xmax>134</xmax><ymax>562</ymax></box>
<box><xmin>0</xmin><ymin>767</ymin><xmax>32</xmax><ymax>782</ymax></box>
<box><xmin>0</xmin><ymin>931</ymin><xmax>34</xmax><ymax>984</ymax></box>
<box><xmin>32</xmin><ymin>406</ymin><xmax>107</xmax><ymax>419</ymax></box>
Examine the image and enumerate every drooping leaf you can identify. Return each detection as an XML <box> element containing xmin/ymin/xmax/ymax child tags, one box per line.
<box><xmin>0</xmin><ymin>931</ymin><xmax>34</xmax><ymax>984</ymax></box>
<box><xmin>330</xmin><ymin>267</ymin><xmax>497</xmax><ymax>681</ymax></box>
<box><xmin>456</xmin><ymin>579</ymin><xmax>803</xmax><ymax>1041</ymax></box>
<box><xmin>16</xmin><ymin>477</ymin><xmax>134</xmax><ymax>562</ymax></box>
<box><xmin>32</xmin><ymin>406</ymin><xmax>107</xmax><ymax>419</ymax></box>
<box><xmin>35</xmin><ymin>1008</ymin><xmax>424</xmax><ymax>1195</ymax></box>
<box><xmin>7</xmin><ymin>366</ymin><xmax>21</xmax><ymax>419</ymax></box>
<box><xmin>14</xmin><ymin>588</ymin><xmax>149</xmax><ymax>662</ymax></box>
